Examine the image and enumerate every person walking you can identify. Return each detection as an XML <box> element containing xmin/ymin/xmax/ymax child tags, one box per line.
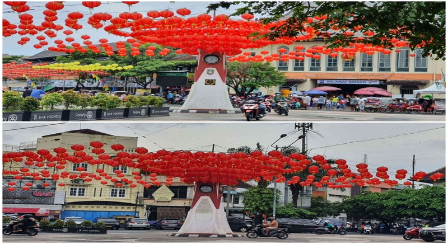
<box><xmin>350</xmin><ymin>95</ymin><xmax>358</xmax><ymax>111</ymax></box>
<box><xmin>30</xmin><ymin>87</ymin><xmax>45</xmax><ymax>100</ymax></box>
<box><xmin>358</xmin><ymin>97</ymin><xmax>365</xmax><ymax>112</ymax></box>
<box><xmin>317</xmin><ymin>96</ymin><xmax>325</xmax><ymax>110</ymax></box>
<box><xmin>326</xmin><ymin>97</ymin><xmax>332</xmax><ymax>109</ymax></box>
<box><xmin>331</xmin><ymin>96</ymin><xmax>339</xmax><ymax>109</ymax></box>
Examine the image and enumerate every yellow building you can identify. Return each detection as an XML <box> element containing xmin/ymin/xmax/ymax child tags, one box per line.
<box><xmin>242</xmin><ymin>41</ymin><xmax>446</xmax><ymax>98</ymax></box>
<box><xmin>35</xmin><ymin>129</ymin><xmax>145</xmax><ymax>222</ymax></box>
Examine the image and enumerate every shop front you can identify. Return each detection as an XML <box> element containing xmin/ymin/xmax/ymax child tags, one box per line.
<box><xmin>315</xmin><ymin>79</ymin><xmax>387</xmax><ymax>95</ymax></box>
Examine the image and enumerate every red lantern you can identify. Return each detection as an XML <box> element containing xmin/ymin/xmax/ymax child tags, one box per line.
<box><xmin>327</xmin><ymin>169</ymin><xmax>338</xmax><ymax>177</ymax></box>
<box><xmin>176</xmin><ymin>8</ymin><xmax>191</xmax><ymax>16</ymax></box>
<box><xmin>111</xmin><ymin>144</ymin><xmax>125</xmax><ymax>151</ymax></box>
<box><xmin>58</xmin><ymin>183</ymin><xmax>65</xmax><ymax>187</ymax></box>
<box><xmin>90</xmin><ymin>141</ymin><xmax>104</xmax><ymax>148</ymax></box>
<box><xmin>403</xmin><ymin>181</ymin><xmax>412</xmax><ymax>186</ymax></box>
<box><xmin>71</xmin><ymin>145</ymin><xmax>85</xmax><ymax>151</ymax></box>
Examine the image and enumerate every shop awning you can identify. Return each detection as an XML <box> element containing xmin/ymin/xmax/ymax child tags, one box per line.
<box><xmin>3</xmin><ymin>207</ymin><xmax>49</xmax><ymax>216</ymax></box>
<box><xmin>223</xmin><ymin>191</ymin><xmax>238</xmax><ymax>194</ymax></box>
<box><xmin>43</xmin><ymin>86</ymin><xmax>55</xmax><ymax>91</ymax></box>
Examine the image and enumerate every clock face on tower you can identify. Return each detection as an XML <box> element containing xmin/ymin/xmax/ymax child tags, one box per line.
<box><xmin>199</xmin><ymin>185</ymin><xmax>214</xmax><ymax>193</ymax></box>
<box><xmin>203</xmin><ymin>55</ymin><xmax>220</xmax><ymax>64</ymax></box>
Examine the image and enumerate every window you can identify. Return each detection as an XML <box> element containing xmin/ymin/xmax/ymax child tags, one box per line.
<box><xmin>112</xmin><ymin>165</ymin><xmax>127</xmax><ymax>174</ymax></box>
<box><xmin>360</xmin><ymin>53</ymin><xmax>373</xmax><ymax>71</ymax></box>
<box><xmin>169</xmin><ymin>186</ymin><xmax>188</xmax><ymax>199</ymax></box>
<box><xmin>111</xmin><ymin>188</ymin><xmax>126</xmax><ymax>198</ymax></box>
<box><xmin>343</xmin><ymin>58</ymin><xmax>355</xmax><ymax>71</ymax></box>
<box><xmin>72</xmin><ymin>163</ymin><xmax>88</xmax><ymax>172</ymax></box>
<box><xmin>414</xmin><ymin>49</ymin><xmax>428</xmax><ymax>72</ymax></box>
<box><xmin>294</xmin><ymin>59</ymin><xmax>304</xmax><ymax>71</ymax></box>
<box><xmin>233</xmin><ymin>195</ymin><xmax>240</xmax><ymax>204</ymax></box>
<box><xmin>378</xmin><ymin>53</ymin><xmax>391</xmax><ymax>72</ymax></box>
<box><xmin>326</xmin><ymin>56</ymin><xmax>338</xmax><ymax>71</ymax></box>
<box><xmin>277</xmin><ymin>46</ymin><xmax>289</xmax><ymax>71</ymax></box>
<box><xmin>310</xmin><ymin>57</ymin><xmax>321</xmax><ymax>71</ymax></box>
<box><xmin>69</xmin><ymin>187</ymin><xmax>86</xmax><ymax>197</ymax></box>
<box><xmin>400</xmin><ymin>85</ymin><xmax>419</xmax><ymax>95</ymax></box>
<box><xmin>396</xmin><ymin>48</ymin><xmax>410</xmax><ymax>72</ymax></box>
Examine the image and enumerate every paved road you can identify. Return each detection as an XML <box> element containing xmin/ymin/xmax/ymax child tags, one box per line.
<box><xmin>115</xmin><ymin>105</ymin><xmax>445</xmax><ymax>121</ymax></box>
<box><xmin>3</xmin><ymin>229</ymin><xmax>429</xmax><ymax>243</ymax></box>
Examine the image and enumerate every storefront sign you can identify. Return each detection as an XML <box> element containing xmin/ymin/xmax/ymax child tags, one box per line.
<box><xmin>307</xmin><ymin>73</ymin><xmax>391</xmax><ymax>79</ymax></box>
<box><xmin>317</xmin><ymin>80</ymin><xmax>380</xmax><ymax>85</ymax></box>
<box><xmin>54</xmin><ymin>190</ymin><xmax>66</xmax><ymax>205</ymax></box>
<box><xmin>33</xmin><ymin>191</ymin><xmax>53</xmax><ymax>197</ymax></box>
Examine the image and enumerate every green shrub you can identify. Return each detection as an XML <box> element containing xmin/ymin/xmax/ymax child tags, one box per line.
<box><xmin>81</xmin><ymin>220</ymin><xmax>93</xmax><ymax>228</ymax></box>
<box><xmin>20</xmin><ymin>97</ymin><xmax>41</xmax><ymax>111</ymax></box>
<box><xmin>138</xmin><ymin>96</ymin><xmax>151</xmax><ymax>107</ymax></box>
<box><xmin>53</xmin><ymin>219</ymin><xmax>64</xmax><ymax>227</ymax></box>
<box><xmin>39</xmin><ymin>219</ymin><xmax>51</xmax><ymax>227</ymax></box>
<box><xmin>276</xmin><ymin>203</ymin><xmax>316</xmax><ymax>219</ymax></box>
<box><xmin>95</xmin><ymin>221</ymin><xmax>105</xmax><ymax>229</ymax></box>
<box><xmin>61</xmin><ymin>90</ymin><xmax>81</xmax><ymax>109</ymax></box>
<box><xmin>151</xmin><ymin>97</ymin><xmax>165</xmax><ymax>107</ymax></box>
<box><xmin>2</xmin><ymin>90</ymin><xmax>23</xmax><ymax>112</ymax></box>
<box><xmin>41</xmin><ymin>92</ymin><xmax>64</xmax><ymax>110</ymax></box>
<box><xmin>125</xmin><ymin>95</ymin><xmax>141</xmax><ymax>108</ymax></box>
<box><xmin>3</xmin><ymin>216</ymin><xmax>11</xmax><ymax>226</ymax></box>
<box><xmin>79</xmin><ymin>93</ymin><xmax>93</xmax><ymax>109</ymax></box>
<box><xmin>91</xmin><ymin>93</ymin><xmax>123</xmax><ymax>110</ymax></box>
<box><xmin>65</xmin><ymin>219</ymin><xmax>77</xmax><ymax>228</ymax></box>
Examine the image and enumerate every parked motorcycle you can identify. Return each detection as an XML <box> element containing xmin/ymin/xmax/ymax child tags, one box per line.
<box><xmin>242</xmin><ymin>101</ymin><xmax>265</xmax><ymax>121</ymax></box>
<box><xmin>289</xmin><ymin>101</ymin><xmax>298</xmax><ymax>110</ymax></box>
<box><xmin>3</xmin><ymin>221</ymin><xmax>39</xmax><ymax>236</ymax></box>
<box><xmin>363</xmin><ymin>225</ymin><xmax>373</xmax><ymax>234</ymax></box>
<box><xmin>403</xmin><ymin>227</ymin><xmax>421</xmax><ymax>240</ymax></box>
<box><xmin>274</xmin><ymin>101</ymin><xmax>289</xmax><ymax>116</ymax></box>
<box><xmin>246</xmin><ymin>224</ymin><xmax>288</xmax><ymax>239</ymax></box>
<box><xmin>315</xmin><ymin>226</ymin><xmax>347</xmax><ymax>235</ymax></box>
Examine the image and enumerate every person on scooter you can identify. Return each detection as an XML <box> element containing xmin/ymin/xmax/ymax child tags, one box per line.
<box><xmin>323</xmin><ymin>220</ymin><xmax>334</xmax><ymax>233</ymax></box>
<box><xmin>13</xmin><ymin>215</ymin><xmax>35</xmax><ymax>232</ymax></box>
<box><xmin>263</xmin><ymin>217</ymin><xmax>278</xmax><ymax>236</ymax></box>
<box><xmin>257</xmin><ymin>98</ymin><xmax>267</xmax><ymax>115</ymax></box>
<box><xmin>271</xmin><ymin>93</ymin><xmax>286</xmax><ymax>111</ymax></box>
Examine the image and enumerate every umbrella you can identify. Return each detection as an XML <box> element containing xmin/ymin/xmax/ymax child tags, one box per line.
<box><xmin>303</xmin><ymin>90</ymin><xmax>328</xmax><ymax>95</ymax></box>
<box><xmin>312</xmin><ymin>86</ymin><xmax>341</xmax><ymax>92</ymax></box>
<box><xmin>356</xmin><ymin>87</ymin><xmax>387</xmax><ymax>92</ymax></box>
<box><xmin>374</xmin><ymin>91</ymin><xmax>392</xmax><ymax>97</ymax></box>
<box><xmin>354</xmin><ymin>90</ymin><xmax>375</xmax><ymax>95</ymax></box>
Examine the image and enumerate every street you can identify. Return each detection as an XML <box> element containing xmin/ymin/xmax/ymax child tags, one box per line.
<box><xmin>2</xmin><ymin>229</ymin><xmax>433</xmax><ymax>243</ymax></box>
<box><xmin>115</xmin><ymin>105</ymin><xmax>445</xmax><ymax>121</ymax></box>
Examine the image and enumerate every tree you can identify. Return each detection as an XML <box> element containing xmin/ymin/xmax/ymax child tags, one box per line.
<box><xmin>276</xmin><ymin>204</ymin><xmax>316</xmax><ymax>219</ymax></box>
<box><xmin>3</xmin><ymin>55</ymin><xmax>23</xmax><ymax>64</ymax></box>
<box><xmin>308</xmin><ymin>196</ymin><xmax>342</xmax><ymax>218</ymax></box>
<box><xmin>242</xmin><ymin>186</ymin><xmax>281</xmax><ymax>216</ymax></box>
<box><xmin>208</xmin><ymin>2</ymin><xmax>446</xmax><ymax>60</ymax></box>
<box><xmin>226</xmin><ymin>61</ymin><xmax>286</xmax><ymax>97</ymax></box>
<box><xmin>341</xmin><ymin>185</ymin><xmax>446</xmax><ymax>222</ymax></box>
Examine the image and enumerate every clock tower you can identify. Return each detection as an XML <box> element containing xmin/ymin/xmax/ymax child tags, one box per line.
<box><xmin>180</xmin><ymin>50</ymin><xmax>234</xmax><ymax>111</ymax></box>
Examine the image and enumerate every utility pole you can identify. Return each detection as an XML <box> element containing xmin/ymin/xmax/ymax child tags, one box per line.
<box><xmin>295</xmin><ymin>123</ymin><xmax>313</xmax><ymax>154</ymax></box>
<box><xmin>134</xmin><ymin>191</ymin><xmax>140</xmax><ymax>217</ymax></box>
<box><xmin>412</xmin><ymin>155</ymin><xmax>415</xmax><ymax>189</ymax></box>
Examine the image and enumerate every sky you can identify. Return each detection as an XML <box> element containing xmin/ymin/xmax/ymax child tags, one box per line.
<box><xmin>2</xmin><ymin>122</ymin><xmax>445</xmax><ymax>180</ymax></box>
<box><xmin>2</xmin><ymin>1</ymin><xmax>244</xmax><ymax>56</ymax></box>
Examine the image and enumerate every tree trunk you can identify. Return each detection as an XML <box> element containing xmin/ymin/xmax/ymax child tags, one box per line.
<box><xmin>289</xmin><ymin>184</ymin><xmax>303</xmax><ymax>207</ymax></box>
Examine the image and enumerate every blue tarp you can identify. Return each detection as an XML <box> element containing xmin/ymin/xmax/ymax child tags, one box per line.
<box><xmin>61</xmin><ymin>210</ymin><xmax>137</xmax><ymax>221</ymax></box>
<box><xmin>303</xmin><ymin>90</ymin><xmax>328</xmax><ymax>95</ymax></box>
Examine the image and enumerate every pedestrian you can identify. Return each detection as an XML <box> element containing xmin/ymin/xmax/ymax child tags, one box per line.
<box><xmin>350</xmin><ymin>95</ymin><xmax>358</xmax><ymax>111</ymax></box>
<box><xmin>167</xmin><ymin>91</ymin><xmax>174</xmax><ymax>104</ymax></box>
<box><xmin>312</xmin><ymin>96</ymin><xmax>318</xmax><ymax>108</ymax></box>
<box><xmin>358</xmin><ymin>98</ymin><xmax>365</xmax><ymax>112</ymax></box>
<box><xmin>22</xmin><ymin>87</ymin><xmax>32</xmax><ymax>98</ymax></box>
<box><xmin>30</xmin><ymin>86</ymin><xmax>45</xmax><ymax>100</ymax></box>
<box><xmin>317</xmin><ymin>96</ymin><xmax>325</xmax><ymax>110</ymax></box>
<box><xmin>331</xmin><ymin>96</ymin><xmax>339</xmax><ymax>109</ymax></box>
<box><xmin>326</xmin><ymin>97</ymin><xmax>332</xmax><ymax>109</ymax></box>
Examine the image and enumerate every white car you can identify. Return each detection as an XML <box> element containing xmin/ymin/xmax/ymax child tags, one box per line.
<box><xmin>64</xmin><ymin>217</ymin><xmax>84</xmax><ymax>225</ymax></box>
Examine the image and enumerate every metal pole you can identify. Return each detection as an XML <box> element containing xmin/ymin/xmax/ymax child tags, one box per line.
<box><xmin>134</xmin><ymin>191</ymin><xmax>139</xmax><ymax>217</ymax></box>
<box><xmin>412</xmin><ymin>155</ymin><xmax>415</xmax><ymax>189</ymax></box>
<box><xmin>273</xmin><ymin>181</ymin><xmax>277</xmax><ymax>218</ymax></box>
<box><xmin>301</xmin><ymin>124</ymin><xmax>306</xmax><ymax>154</ymax></box>
<box><xmin>226</xmin><ymin>186</ymin><xmax>231</xmax><ymax>216</ymax></box>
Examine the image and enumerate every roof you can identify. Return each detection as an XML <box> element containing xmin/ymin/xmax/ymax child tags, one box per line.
<box><xmin>42</xmin><ymin>129</ymin><xmax>113</xmax><ymax>138</ymax></box>
<box><xmin>235</xmin><ymin>181</ymin><xmax>254</xmax><ymax>189</ymax></box>
<box><xmin>420</xmin><ymin>166</ymin><xmax>446</xmax><ymax>183</ymax></box>
<box><xmin>171</xmin><ymin>54</ymin><xmax>197</xmax><ymax>61</ymax></box>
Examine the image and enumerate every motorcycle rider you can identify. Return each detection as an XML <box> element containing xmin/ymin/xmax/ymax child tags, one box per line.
<box><xmin>271</xmin><ymin>93</ymin><xmax>286</xmax><ymax>111</ymax></box>
<box><xmin>13</xmin><ymin>215</ymin><xmax>36</xmax><ymax>232</ymax></box>
<box><xmin>263</xmin><ymin>217</ymin><xmax>278</xmax><ymax>236</ymax></box>
<box><xmin>323</xmin><ymin>220</ymin><xmax>334</xmax><ymax>233</ymax></box>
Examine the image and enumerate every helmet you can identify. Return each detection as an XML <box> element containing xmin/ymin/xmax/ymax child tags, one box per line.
<box><xmin>324</xmin><ymin>220</ymin><xmax>330</xmax><ymax>224</ymax></box>
<box><xmin>22</xmin><ymin>214</ymin><xmax>33</xmax><ymax>219</ymax></box>
<box><xmin>275</xmin><ymin>92</ymin><xmax>281</xmax><ymax>95</ymax></box>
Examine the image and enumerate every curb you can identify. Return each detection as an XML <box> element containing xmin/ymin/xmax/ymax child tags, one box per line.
<box><xmin>168</xmin><ymin>233</ymin><xmax>244</xmax><ymax>237</ymax></box>
<box><xmin>170</xmin><ymin>109</ymin><xmax>241</xmax><ymax>114</ymax></box>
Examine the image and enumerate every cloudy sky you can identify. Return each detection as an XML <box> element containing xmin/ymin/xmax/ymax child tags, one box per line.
<box><xmin>3</xmin><ymin>122</ymin><xmax>445</xmax><ymax>179</ymax></box>
<box><xmin>2</xmin><ymin>1</ymin><xmax>243</xmax><ymax>56</ymax></box>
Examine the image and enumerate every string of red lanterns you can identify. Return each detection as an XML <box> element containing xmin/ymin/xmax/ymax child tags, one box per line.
<box><xmin>2</xmin><ymin>142</ymin><xmax>441</xmax><ymax>192</ymax></box>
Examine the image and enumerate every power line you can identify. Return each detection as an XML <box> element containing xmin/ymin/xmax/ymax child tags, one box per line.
<box><xmin>3</xmin><ymin>123</ymin><xmax>66</xmax><ymax>132</ymax></box>
<box><xmin>119</xmin><ymin>123</ymin><xmax>164</xmax><ymax>150</ymax></box>
<box><xmin>309</xmin><ymin>126</ymin><xmax>445</xmax><ymax>150</ymax></box>
<box><xmin>143</xmin><ymin>123</ymin><xmax>182</xmax><ymax>136</ymax></box>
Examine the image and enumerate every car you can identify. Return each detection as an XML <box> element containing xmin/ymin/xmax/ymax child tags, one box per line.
<box><xmin>155</xmin><ymin>218</ymin><xmax>182</xmax><ymax>230</ymax></box>
<box><xmin>227</xmin><ymin>216</ymin><xmax>252</xmax><ymax>232</ymax></box>
<box><xmin>125</xmin><ymin>218</ymin><xmax>151</xmax><ymax>230</ymax></box>
<box><xmin>93</xmin><ymin>217</ymin><xmax>120</xmax><ymax>230</ymax></box>
<box><xmin>419</xmin><ymin>224</ymin><xmax>446</xmax><ymax>242</ymax></box>
<box><xmin>63</xmin><ymin>217</ymin><xmax>84</xmax><ymax>225</ymax></box>
<box><xmin>277</xmin><ymin>218</ymin><xmax>320</xmax><ymax>233</ymax></box>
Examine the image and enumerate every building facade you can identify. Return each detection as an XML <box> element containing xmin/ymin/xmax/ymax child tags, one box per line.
<box><xmin>243</xmin><ymin>42</ymin><xmax>446</xmax><ymax>97</ymax></box>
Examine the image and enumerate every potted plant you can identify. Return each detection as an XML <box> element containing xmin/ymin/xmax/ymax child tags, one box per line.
<box><xmin>65</xmin><ymin>219</ymin><xmax>77</xmax><ymax>228</ymax></box>
<box><xmin>3</xmin><ymin>216</ymin><xmax>11</xmax><ymax>228</ymax></box>
<box><xmin>149</xmin><ymin>96</ymin><xmax>170</xmax><ymax>116</ymax></box>
<box><xmin>53</xmin><ymin>219</ymin><xmax>64</xmax><ymax>228</ymax></box>
<box><xmin>92</xmin><ymin>93</ymin><xmax>125</xmax><ymax>119</ymax></box>
<box><xmin>20</xmin><ymin>97</ymin><xmax>41</xmax><ymax>121</ymax></box>
<box><xmin>40</xmin><ymin>219</ymin><xmax>51</xmax><ymax>228</ymax></box>
<box><xmin>95</xmin><ymin>222</ymin><xmax>105</xmax><ymax>229</ymax></box>
<box><xmin>32</xmin><ymin>92</ymin><xmax>64</xmax><ymax>121</ymax></box>
<box><xmin>81</xmin><ymin>220</ymin><xmax>93</xmax><ymax>228</ymax></box>
<box><xmin>2</xmin><ymin>90</ymin><xmax>24</xmax><ymax>121</ymax></box>
<box><xmin>61</xmin><ymin>90</ymin><xmax>96</xmax><ymax>121</ymax></box>
<box><xmin>124</xmin><ymin>95</ymin><xmax>149</xmax><ymax>118</ymax></box>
